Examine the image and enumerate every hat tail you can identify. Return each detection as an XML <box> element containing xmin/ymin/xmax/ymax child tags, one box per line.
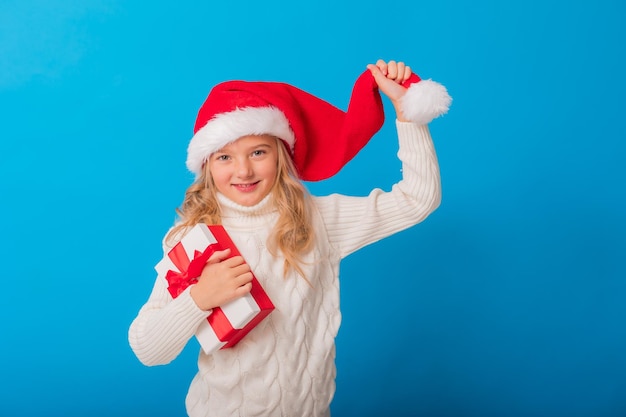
<box><xmin>336</xmin><ymin>71</ymin><xmax>386</xmax><ymax>165</ymax></box>
<box><xmin>283</xmin><ymin>71</ymin><xmax>386</xmax><ymax>181</ymax></box>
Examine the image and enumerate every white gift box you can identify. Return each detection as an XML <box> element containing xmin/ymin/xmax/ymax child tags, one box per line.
<box><xmin>156</xmin><ymin>223</ymin><xmax>274</xmax><ymax>354</ymax></box>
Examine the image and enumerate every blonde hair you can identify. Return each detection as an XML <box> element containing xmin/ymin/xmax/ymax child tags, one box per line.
<box><xmin>167</xmin><ymin>137</ymin><xmax>315</xmax><ymax>279</ymax></box>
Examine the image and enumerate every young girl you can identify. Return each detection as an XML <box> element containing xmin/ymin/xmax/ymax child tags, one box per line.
<box><xmin>129</xmin><ymin>59</ymin><xmax>451</xmax><ymax>417</ymax></box>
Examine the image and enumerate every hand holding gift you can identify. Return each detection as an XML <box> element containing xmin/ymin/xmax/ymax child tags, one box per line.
<box><xmin>156</xmin><ymin>224</ymin><xmax>275</xmax><ymax>354</ymax></box>
<box><xmin>190</xmin><ymin>248</ymin><xmax>254</xmax><ymax>311</ymax></box>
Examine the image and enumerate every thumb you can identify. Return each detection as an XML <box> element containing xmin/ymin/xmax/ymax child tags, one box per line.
<box><xmin>366</xmin><ymin>64</ymin><xmax>386</xmax><ymax>83</ymax></box>
<box><xmin>367</xmin><ymin>64</ymin><xmax>407</xmax><ymax>104</ymax></box>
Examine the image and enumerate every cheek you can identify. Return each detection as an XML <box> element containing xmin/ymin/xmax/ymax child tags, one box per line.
<box><xmin>208</xmin><ymin>165</ymin><xmax>230</xmax><ymax>188</ymax></box>
<box><xmin>261</xmin><ymin>162</ymin><xmax>279</xmax><ymax>184</ymax></box>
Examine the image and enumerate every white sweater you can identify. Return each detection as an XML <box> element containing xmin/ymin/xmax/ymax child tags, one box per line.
<box><xmin>128</xmin><ymin>122</ymin><xmax>441</xmax><ymax>417</ymax></box>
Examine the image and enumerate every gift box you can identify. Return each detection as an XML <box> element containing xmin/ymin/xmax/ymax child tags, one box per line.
<box><xmin>155</xmin><ymin>223</ymin><xmax>274</xmax><ymax>354</ymax></box>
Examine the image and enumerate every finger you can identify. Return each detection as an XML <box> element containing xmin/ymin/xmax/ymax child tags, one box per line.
<box><xmin>375</xmin><ymin>59</ymin><xmax>388</xmax><ymax>75</ymax></box>
<box><xmin>234</xmin><ymin>271</ymin><xmax>254</xmax><ymax>287</ymax></box>
<box><xmin>367</xmin><ymin>63</ymin><xmax>386</xmax><ymax>82</ymax></box>
<box><xmin>396</xmin><ymin>62</ymin><xmax>411</xmax><ymax>84</ymax></box>
<box><xmin>221</xmin><ymin>255</ymin><xmax>246</xmax><ymax>268</ymax></box>
<box><xmin>396</xmin><ymin>62</ymin><xmax>406</xmax><ymax>82</ymax></box>
<box><xmin>231</xmin><ymin>263</ymin><xmax>252</xmax><ymax>278</ymax></box>
<box><xmin>207</xmin><ymin>248</ymin><xmax>231</xmax><ymax>264</ymax></box>
<box><xmin>403</xmin><ymin>65</ymin><xmax>412</xmax><ymax>83</ymax></box>
<box><xmin>234</xmin><ymin>282</ymin><xmax>253</xmax><ymax>297</ymax></box>
<box><xmin>387</xmin><ymin>60</ymin><xmax>398</xmax><ymax>80</ymax></box>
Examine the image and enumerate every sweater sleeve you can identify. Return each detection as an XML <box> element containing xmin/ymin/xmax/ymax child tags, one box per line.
<box><xmin>314</xmin><ymin>121</ymin><xmax>442</xmax><ymax>259</ymax></box>
<box><xmin>128</xmin><ymin>253</ymin><xmax>212</xmax><ymax>366</ymax></box>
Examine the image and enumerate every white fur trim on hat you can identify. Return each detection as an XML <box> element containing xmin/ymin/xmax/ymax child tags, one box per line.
<box><xmin>186</xmin><ymin>106</ymin><xmax>295</xmax><ymax>176</ymax></box>
<box><xmin>400</xmin><ymin>79</ymin><xmax>452</xmax><ymax>126</ymax></box>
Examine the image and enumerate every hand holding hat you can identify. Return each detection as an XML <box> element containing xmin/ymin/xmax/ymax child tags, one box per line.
<box><xmin>367</xmin><ymin>60</ymin><xmax>416</xmax><ymax>122</ymax></box>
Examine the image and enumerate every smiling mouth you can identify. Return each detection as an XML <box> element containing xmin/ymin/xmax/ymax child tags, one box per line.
<box><xmin>232</xmin><ymin>181</ymin><xmax>260</xmax><ymax>191</ymax></box>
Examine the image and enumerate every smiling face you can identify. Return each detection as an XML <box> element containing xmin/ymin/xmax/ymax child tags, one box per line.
<box><xmin>207</xmin><ymin>135</ymin><xmax>279</xmax><ymax>207</ymax></box>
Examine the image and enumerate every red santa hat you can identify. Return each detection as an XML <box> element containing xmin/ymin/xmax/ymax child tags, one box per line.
<box><xmin>187</xmin><ymin>69</ymin><xmax>451</xmax><ymax>181</ymax></box>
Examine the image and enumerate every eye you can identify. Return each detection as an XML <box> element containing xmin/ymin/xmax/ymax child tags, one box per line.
<box><xmin>251</xmin><ymin>149</ymin><xmax>266</xmax><ymax>157</ymax></box>
<box><xmin>214</xmin><ymin>154</ymin><xmax>230</xmax><ymax>161</ymax></box>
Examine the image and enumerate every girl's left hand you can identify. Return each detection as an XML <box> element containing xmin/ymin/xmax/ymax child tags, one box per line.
<box><xmin>367</xmin><ymin>59</ymin><xmax>412</xmax><ymax>121</ymax></box>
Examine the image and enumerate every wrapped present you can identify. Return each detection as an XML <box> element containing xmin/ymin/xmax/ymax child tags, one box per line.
<box><xmin>155</xmin><ymin>223</ymin><xmax>274</xmax><ymax>354</ymax></box>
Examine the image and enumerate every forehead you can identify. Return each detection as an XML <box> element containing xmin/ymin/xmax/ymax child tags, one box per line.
<box><xmin>217</xmin><ymin>134</ymin><xmax>277</xmax><ymax>152</ymax></box>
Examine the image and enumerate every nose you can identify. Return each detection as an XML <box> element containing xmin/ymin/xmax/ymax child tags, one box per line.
<box><xmin>235</xmin><ymin>158</ymin><xmax>253</xmax><ymax>178</ymax></box>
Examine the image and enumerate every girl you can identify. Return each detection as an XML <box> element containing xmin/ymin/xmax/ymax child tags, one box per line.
<box><xmin>129</xmin><ymin>59</ymin><xmax>451</xmax><ymax>417</ymax></box>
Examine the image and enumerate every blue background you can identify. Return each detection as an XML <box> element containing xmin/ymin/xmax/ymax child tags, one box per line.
<box><xmin>1</xmin><ymin>1</ymin><xmax>625</xmax><ymax>416</ymax></box>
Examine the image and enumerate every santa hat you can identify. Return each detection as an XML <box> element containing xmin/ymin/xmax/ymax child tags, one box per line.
<box><xmin>187</xmin><ymin>69</ymin><xmax>451</xmax><ymax>181</ymax></box>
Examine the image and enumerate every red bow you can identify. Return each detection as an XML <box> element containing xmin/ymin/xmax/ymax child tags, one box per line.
<box><xmin>165</xmin><ymin>242</ymin><xmax>222</xmax><ymax>298</ymax></box>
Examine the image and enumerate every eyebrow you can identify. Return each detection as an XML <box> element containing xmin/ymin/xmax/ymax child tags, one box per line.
<box><xmin>214</xmin><ymin>143</ymin><xmax>274</xmax><ymax>156</ymax></box>
<box><xmin>248</xmin><ymin>143</ymin><xmax>273</xmax><ymax>151</ymax></box>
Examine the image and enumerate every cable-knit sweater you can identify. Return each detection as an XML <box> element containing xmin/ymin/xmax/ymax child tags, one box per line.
<box><xmin>128</xmin><ymin>122</ymin><xmax>441</xmax><ymax>417</ymax></box>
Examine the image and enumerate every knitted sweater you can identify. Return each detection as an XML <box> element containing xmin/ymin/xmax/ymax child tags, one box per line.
<box><xmin>128</xmin><ymin>122</ymin><xmax>441</xmax><ymax>417</ymax></box>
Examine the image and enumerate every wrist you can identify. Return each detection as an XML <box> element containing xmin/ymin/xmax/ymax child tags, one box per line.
<box><xmin>189</xmin><ymin>285</ymin><xmax>214</xmax><ymax>311</ymax></box>
<box><xmin>391</xmin><ymin>99</ymin><xmax>408</xmax><ymax>122</ymax></box>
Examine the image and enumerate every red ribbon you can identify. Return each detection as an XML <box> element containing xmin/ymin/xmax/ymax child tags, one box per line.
<box><xmin>165</xmin><ymin>242</ymin><xmax>222</xmax><ymax>298</ymax></box>
<box><xmin>204</xmin><ymin>225</ymin><xmax>275</xmax><ymax>346</ymax></box>
<box><xmin>162</xmin><ymin>224</ymin><xmax>275</xmax><ymax>350</ymax></box>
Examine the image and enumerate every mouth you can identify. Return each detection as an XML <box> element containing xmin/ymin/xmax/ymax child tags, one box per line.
<box><xmin>232</xmin><ymin>181</ymin><xmax>260</xmax><ymax>192</ymax></box>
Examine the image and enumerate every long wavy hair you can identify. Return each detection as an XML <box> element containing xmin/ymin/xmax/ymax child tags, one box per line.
<box><xmin>166</xmin><ymin>137</ymin><xmax>315</xmax><ymax>279</ymax></box>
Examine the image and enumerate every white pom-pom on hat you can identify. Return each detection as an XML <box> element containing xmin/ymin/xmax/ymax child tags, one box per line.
<box><xmin>400</xmin><ymin>79</ymin><xmax>452</xmax><ymax>126</ymax></box>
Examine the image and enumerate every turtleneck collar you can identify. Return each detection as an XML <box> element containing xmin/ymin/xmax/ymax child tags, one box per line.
<box><xmin>217</xmin><ymin>192</ymin><xmax>278</xmax><ymax>230</ymax></box>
